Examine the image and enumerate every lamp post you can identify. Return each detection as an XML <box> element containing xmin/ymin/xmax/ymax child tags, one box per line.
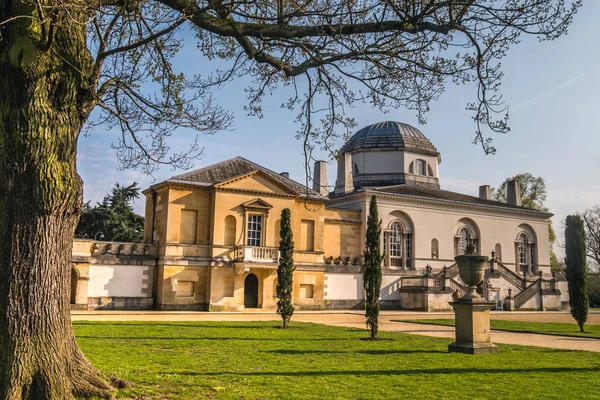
<box><xmin>94</xmin><ymin>232</ymin><xmax>105</xmax><ymax>241</ymax></box>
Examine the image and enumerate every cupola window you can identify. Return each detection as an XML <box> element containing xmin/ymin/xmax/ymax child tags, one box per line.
<box><xmin>415</xmin><ymin>159</ymin><xmax>426</xmax><ymax>175</ymax></box>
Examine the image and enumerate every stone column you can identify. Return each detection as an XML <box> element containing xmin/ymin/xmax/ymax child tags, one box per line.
<box><xmin>401</xmin><ymin>233</ymin><xmax>407</xmax><ymax>270</ymax></box>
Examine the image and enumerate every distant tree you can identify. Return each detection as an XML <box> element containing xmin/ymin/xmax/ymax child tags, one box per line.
<box><xmin>76</xmin><ymin>183</ymin><xmax>145</xmax><ymax>242</ymax></box>
<box><xmin>493</xmin><ymin>173</ymin><xmax>547</xmax><ymax>210</ymax></box>
<box><xmin>276</xmin><ymin>208</ymin><xmax>295</xmax><ymax>328</ymax></box>
<box><xmin>363</xmin><ymin>196</ymin><xmax>383</xmax><ymax>339</ymax></box>
<box><xmin>493</xmin><ymin>173</ymin><xmax>560</xmax><ymax>271</ymax></box>
<box><xmin>565</xmin><ymin>215</ymin><xmax>589</xmax><ymax>332</ymax></box>
<box><xmin>588</xmin><ymin>273</ymin><xmax>600</xmax><ymax>309</ymax></box>
<box><xmin>581</xmin><ymin>206</ymin><xmax>600</xmax><ymax>272</ymax></box>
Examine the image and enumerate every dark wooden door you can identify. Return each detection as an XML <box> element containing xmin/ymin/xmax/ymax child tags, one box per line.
<box><xmin>244</xmin><ymin>274</ymin><xmax>259</xmax><ymax>308</ymax></box>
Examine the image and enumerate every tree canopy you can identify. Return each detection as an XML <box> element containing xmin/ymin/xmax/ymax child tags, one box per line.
<box><xmin>75</xmin><ymin>182</ymin><xmax>145</xmax><ymax>242</ymax></box>
<box><xmin>492</xmin><ymin>173</ymin><xmax>548</xmax><ymax>211</ymax></box>
<box><xmin>581</xmin><ymin>205</ymin><xmax>600</xmax><ymax>272</ymax></box>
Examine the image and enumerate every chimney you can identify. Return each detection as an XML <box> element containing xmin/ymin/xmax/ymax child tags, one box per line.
<box><xmin>507</xmin><ymin>180</ymin><xmax>522</xmax><ymax>206</ymax></box>
<box><xmin>312</xmin><ymin>161</ymin><xmax>328</xmax><ymax>196</ymax></box>
<box><xmin>335</xmin><ymin>153</ymin><xmax>353</xmax><ymax>195</ymax></box>
<box><xmin>479</xmin><ymin>185</ymin><xmax>491</xmax><ymax>200</ymax></box>
<box><xmin>280</xmin><ymin>172</ymin><xmax>289</xmax><ymax>179</ymax></box>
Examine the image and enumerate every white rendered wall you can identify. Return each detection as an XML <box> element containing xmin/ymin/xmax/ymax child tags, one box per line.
<box><xmin>330</xmin><ymin>194</ymin><xmax>551</xmax><ymax>272</ymax></box>
<box><xmin>88</xmin><ymin>265</ymin><xmax>148</xmax><ymax>297</ymax></box>
<box><xmin>381</xmin><ymin>275</ymin><xmax>401</xmax><ymax>300</ymax></box>
<box><xmin>324</xmin><ymin>273</ymin><xmax>364</xmax><ymax>300</ymax></box>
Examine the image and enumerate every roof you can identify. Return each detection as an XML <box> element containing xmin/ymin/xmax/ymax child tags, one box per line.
<box><xmin>340</xmin><ymin>121</ymin><xmax>439</xmax><ymax>155</ymax></box>
<box><xmin>156</xmin><ymin>157</ymin><xmax>323</xmax><ymax>198</ymax></box>
<box><xmin>368</xmin><ymin>185</ymin><xmax>552</xmax><ymax>215</ymax></box>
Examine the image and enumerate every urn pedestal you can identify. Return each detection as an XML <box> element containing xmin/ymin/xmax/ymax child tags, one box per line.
<box><xmin>448</xmin><ymin>300</ymin><xmax>498</xmax><ymax>354</ymax></box>
<box><xmin>448</xmin><ymin>242</ymin><xmax>498</xmax><ymax>354</ymax></box>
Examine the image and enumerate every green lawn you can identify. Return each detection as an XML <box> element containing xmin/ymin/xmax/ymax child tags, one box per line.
<box><xmin>74</xmin><ymin>321</ymin><xmax>600</xmax><ymax>399</ymax></box>
<box><xmin>395</xmin><ymin>319</ymin><xmax>600</xmax><ymax>339</ymax></box>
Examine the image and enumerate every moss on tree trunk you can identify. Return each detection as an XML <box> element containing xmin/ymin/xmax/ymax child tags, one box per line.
<box><xmin>0</xmin><ymin>1</ymin><xmax>124</xmax><ymax>398</ymax></box>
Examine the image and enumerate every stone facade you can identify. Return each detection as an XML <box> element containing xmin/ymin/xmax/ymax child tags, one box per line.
<box><xmin>71</xmin><ymin>121</ymin><xmax>563</xmax><ymax>311</ymax></box>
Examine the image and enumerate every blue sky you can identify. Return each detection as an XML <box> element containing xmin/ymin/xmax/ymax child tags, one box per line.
<box><xmin>78</xmin><ymin>2</ymin><xmax>600</xmax><ymax>255</ymax></box>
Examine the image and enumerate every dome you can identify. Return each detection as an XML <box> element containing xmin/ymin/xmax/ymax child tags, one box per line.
<box><xmin>340</xmin><ymin>121</ymin><xmax>438</xmax><ymax>155</ymax></box>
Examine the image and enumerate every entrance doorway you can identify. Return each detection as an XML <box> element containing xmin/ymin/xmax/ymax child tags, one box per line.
<box><xmin>244</xmin><ymin>273</ymin><xmax>259</xmax><ymax>308</ymax></box>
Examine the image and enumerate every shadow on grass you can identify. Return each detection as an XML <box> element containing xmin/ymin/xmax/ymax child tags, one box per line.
<box><xmin>75</xmin><ymin>336</ymin><xmax>349</xmax><ymax>341</ymax></box>
<box><xmin>265</xmin><ymin>349</ymin><xmax>444</xmax><ymax>355</ymax></box>
<box><xmin>73</xmin><ymin>322</ymin><xmax>271</xmax><ymax>329</ymax></box>
<box><xmin>164</xmin><ymin>366</ymin><xmax>600</xmax><ymax>377</ymax></box>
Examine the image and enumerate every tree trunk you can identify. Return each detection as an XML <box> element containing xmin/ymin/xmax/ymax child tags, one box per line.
<box><xmin>0</xmin><ymin>2</ymin><xmax>121</xmax><ymax>398</ymax></box>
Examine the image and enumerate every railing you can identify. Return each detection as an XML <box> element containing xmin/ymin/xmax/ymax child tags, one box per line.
<box><xmin>434</xmin><ymin>263</ymin><xmax>458</xmax><ymax>278</ymax></box>
<box><xmin>235</xmin><ymin>246</ymin><xmax>279</xmax><ymax>263</ymax></box>
<box><xmin>494</xmin><ymin>261</ymin><xmax>524</xmax><ymax>289</ymax></box>
<box><xmin>449</xmin><ymin>278</ymin><xmax>467</xmax><ymax>296</ymax></box>
<box><xmin>92</xmin><ymin>241</ymin><xmax>153</xmax><ymax>256</ymax></box>
<box><xmin>514</xmin><ymin>279</ymin><xmax>540</xmax><ymax>309</ymax></box>
<box><xmin>401</xmin><ymin>277</ymin><xmax>426</xmax><ymax>287</ymax></box>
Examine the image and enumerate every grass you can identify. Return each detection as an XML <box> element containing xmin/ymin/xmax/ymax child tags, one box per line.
<box><xmin>395</xmin><ymin>319</ymin><xmax>600</xmax><ymax>339</ymax></box>
<box><xmin>74</xmin><ymin>321</ymin><xmax>600</xmax><ymax>399</ymax></box>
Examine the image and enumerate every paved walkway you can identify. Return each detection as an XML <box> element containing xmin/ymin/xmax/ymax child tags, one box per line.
<box><xmin>72</xmin><ymin>310</ymin><xmax>600</xmax><ymax>352</ymax></box>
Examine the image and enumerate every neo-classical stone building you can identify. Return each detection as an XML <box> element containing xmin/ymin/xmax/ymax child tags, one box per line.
<box><xmin>71</xmin><ymin>121</ymin><xmax>566</xmax><ymax>311</ymax></box>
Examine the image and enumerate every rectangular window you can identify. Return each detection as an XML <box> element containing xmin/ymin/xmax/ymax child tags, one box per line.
<box><xmin>180</xmin><ymin>209</ymin><xmax>198</xmax><ymax>244</ymax></box>
<box><xmin>299</xmin><ymin>284</ymin><xmax>314</xmax><ymax>299</ymax></box>
<box><xmin>176</xmin><ymin>281</ymin><xmax>195</xmax><ymax>297</ymax></box>
<box><xmin>530</xmin><ymin>244</ymin><xmax>536</xmax><ymax>266</ymax></box>
<box><xmin>247</xmin><ymin>214</ymin><xmax>263</xmax><ymax>246</ymax></box>
<box><xmin>406</xmin><ymin>233</ymin><xmax>412</xmax><ymax>260</ymax></box>
<box><xmin>300</xmin><ymin>220</ymin><xmax>315</xmax><ymax>251</ymax></box>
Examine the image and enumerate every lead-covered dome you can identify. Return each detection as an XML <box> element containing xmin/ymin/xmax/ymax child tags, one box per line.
<box><xmin>341</xmin><ymin>121</ymin><xmax>438</xmax><ymax>155</ymax></box>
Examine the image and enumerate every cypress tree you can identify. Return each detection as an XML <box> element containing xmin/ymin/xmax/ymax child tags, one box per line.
<box><xmin>277</xmin><ymin>208</ymin><xmax>295</xmax><ymax>328</ymax></box>
<box><xmin>565</xmin><ymin>215</ymin><xmax>589</xmax><ymax>332</ymax></box>
<box><xmin>363</xmin><ymin>195</ymin><xmax>383</xmax><ymax>339</ymax></box>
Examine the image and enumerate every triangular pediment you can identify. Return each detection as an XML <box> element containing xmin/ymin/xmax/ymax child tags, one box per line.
<box><xmin>214</xmin><ymin>170</ymin><xmax>298</xmax><ymax>196</ymax></box>
<box><xmin>241</xmin><ymin>198</ymin><xmax>273</xmax><ymax>210</ymax></box>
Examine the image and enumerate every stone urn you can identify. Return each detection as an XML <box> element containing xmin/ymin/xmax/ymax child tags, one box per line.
<box><xmin>454</xmin><ymin>242</ymin><xmax>488</xmax><ymax>301</ymax></box>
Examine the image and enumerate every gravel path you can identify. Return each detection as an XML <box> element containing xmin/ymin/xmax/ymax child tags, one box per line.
<box><xmin>71</xmin><ymin>310</ymin><xmax>600</xmax><ymax>352</ymax></box>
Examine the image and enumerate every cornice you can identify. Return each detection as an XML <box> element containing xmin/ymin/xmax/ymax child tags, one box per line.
<box><xmin>328</xmin><ymin>190</ymin><xmax>552</xmax><ymax>219</ymax></box>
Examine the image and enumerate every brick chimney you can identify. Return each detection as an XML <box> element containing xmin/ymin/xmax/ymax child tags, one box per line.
<box><xmin>479</xmin><ymin>185</ymin><xmax>491</xmax><ymax>200</ymax></box>
<box><xmin>335</xmin><ymin>153</ymin><xmax>353</xmax><ymax>195</ymax></box>
<box><xmin>312</xmin><ymin>160</ymin><xmax>328</xmax><ymax>196</ymax></box>
<box><xmin>507</xmin><ymin>180</ymin><xmax>522</xmax><ymax>206</ymax></box>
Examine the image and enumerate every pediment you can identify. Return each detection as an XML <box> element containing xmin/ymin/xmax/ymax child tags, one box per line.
<box><xmin>214</xmin><ymin>170</ymin><xmax>298</xmax><ymax>196</ymax></box>
<box><xmin>241</xmin><ymin>198</ymin><xmax>273</xmax><ymax>210</ymax></box>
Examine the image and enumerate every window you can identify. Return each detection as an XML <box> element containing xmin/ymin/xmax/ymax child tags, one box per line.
<box><xmin>530</xmin><ymin>243</ymin><xmax>536</xmax><ymax>266</ymax></box>
<box><xmin>458</xmin><ymin>228</ymin><xmax>471</xmax><ymax>255</ymax></box>
<box><xmin>405</xmin><ymin>233</ymin><xmax>412</xmax><ymax>261</ymax></box>
<box><xmin>180</xmin><ymin>209</ymin><xmax>198</xmax><ymax>244</ymax></box>
<box><xmin>409</xmin><ymin>162</ymin><xmax>414</xmax><ymax>173</ymax></box>
<box><xmin>389</xmin><ymin>222</ymin><xmax>403</xmax><ymax>259</ymax></box>
<box><xmin>519</xmin><ymin>234</ymin><xmax>528</xmax><ymax>265</ymax></box>
<box><xmin>354</xmin><ymin>162</ymin><xmax>359</xmax><ymax>175</ymax></box>
<box><xmin>247</xmin><ymin>214</ymin><xmax>263</xmax><ymax>246</ymax></box>
<box><xmin>301</xmin><ymin>220</ymin><xmax>315</xmax><ymax>251</ymax></box>
<box><xmin>428</xmin><ymin>165</ymin><xmax>434</xmax><ymax>177</ymax></box>
<box><xmin>415</xmin><ymin>159</ymin><xmax>426</xmax><ymax>175</ymax></box>
<box><xmin>299</xmin><ymin>284</ymin><xmax>314</xmax><ymax>299</ymax></box>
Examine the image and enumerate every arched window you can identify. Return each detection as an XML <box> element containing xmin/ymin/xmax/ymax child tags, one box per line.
<box><xmin>518</xmin><ymin>234</ymin><xmax>528</xmax><ymax>266</ymax></box>
<box><xmin>224</xmin><ymin>215</ymin><xmax>237</xmax><ymax>246</ymax></box>
<box><xmin>409</xmin><ymin>161</ymin><xmax>414</xmax><ymax>174</ymax></box>
<box><xmin>354</xmin><ymin>162</ymin><xmax>359</xmax><ymax>175</ymax></box>
<box><xmin>427</xmin><ymin>165</ymin><xmax>434</xmax><ymax>177</ymax></box>
<box><xmin>389</xmin><ymin>222</ymin><xmax>403</xmax><ymax>261</ymax></box>
<box><xmin>415</xmin><ymin>159</ymin><xmax>426</xmax><ymax>175</ymax></box>
<box><xmin>458</xmin><ymin>228</ymin><xmax>471</xmax><ymax>255</ymax></box>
